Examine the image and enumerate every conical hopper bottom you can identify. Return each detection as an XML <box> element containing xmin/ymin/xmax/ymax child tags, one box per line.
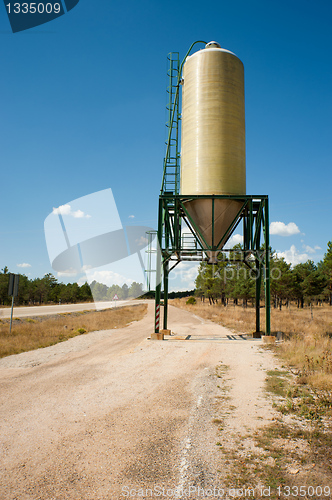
<box><xmin>183</xmin><ymin>198</ymin><xmax>244</xmax><ymax>263</ymax></box>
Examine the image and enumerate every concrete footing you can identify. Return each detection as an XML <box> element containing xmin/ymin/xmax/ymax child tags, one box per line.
<box><xmin>262</xmin><ymin>335</ymin><xmax>276</xmax><ymax>343</ymax></box>
<box><xmin>253</xmin><ymin>332</ymin><xmax>262</xmax><ymax>339</ymax></box>
<box><xmin>150</xmin><ymin>333</ymin><xmax>164</xmax><ymax>340</ymax></box>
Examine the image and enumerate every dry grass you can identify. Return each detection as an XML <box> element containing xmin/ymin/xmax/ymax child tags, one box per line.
<box><xmin>172</xmin><ymin>298</ymin><xmax>332</xmax><ymax>336</ymax></box>
<box><xmin>172</xmin><ymin>298</ymin><xmax>332</xmax><ymax>392</ymax></box>
<box><xmin>278</xmin><ymin>334</ymin><xmax>332</xmax><ymax>392</ymax></box>
<box><xmin>0</xmin><ymin>304</ymin><xmax>147</xmax><ymax>359</ymax></box>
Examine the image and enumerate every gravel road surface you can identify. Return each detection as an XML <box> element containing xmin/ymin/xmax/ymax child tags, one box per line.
<box><xmin>0</xmin><ymin>302</ymin><xmax>277</xmax><ymax>500</ymax></box>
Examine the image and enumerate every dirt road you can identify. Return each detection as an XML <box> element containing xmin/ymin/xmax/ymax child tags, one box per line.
<box><xmin>0</xmin><ymin>303</ymin><xmax>278</xmax><ymax>500</ymax></box>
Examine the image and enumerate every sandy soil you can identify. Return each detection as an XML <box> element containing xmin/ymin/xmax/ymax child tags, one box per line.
<box><xmin>0</xmin><ymin>303</ymin><xmax>279</xmax><ymax>499</ymax></box>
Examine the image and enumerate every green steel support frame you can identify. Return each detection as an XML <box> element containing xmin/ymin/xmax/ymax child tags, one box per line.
<box><xmin>154</xmin><ymin>194</ymin><xmax>271</xmax><ymax>336</ymax></box>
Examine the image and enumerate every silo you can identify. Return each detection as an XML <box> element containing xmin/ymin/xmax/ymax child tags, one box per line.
<box><xmin>154</xmin><ymin>41</ymin><xmax>271</xmax><ymax>336</ymax></box>
<box><xmin>181</xmin><ymin>41</ymin><xmax>246</xmax><ymax>261</ymax></box>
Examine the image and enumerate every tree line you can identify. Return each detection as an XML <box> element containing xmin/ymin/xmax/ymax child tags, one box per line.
<box><xmin>89</xmin><ymin>281</ymin><xmax>143</xmax><ymax>301</ymax></box>
<box><xmin>1</xmin><ymin>239</ymin><xmax>331</xmax><ymax>308</ymax></box>
<box><xmin>0</xmin><ymin>269</ymin><xmax>93</xmax><ymax>306</ymax></box>
<box><xmin>195</xmin><ymin>241</ymin><xmax>332</xmax><ymax>309</ymax></box>
<box><xmin>0</xmin><ymin>267</ymin><xmax>144</xmax><ymax>306</ymax></box>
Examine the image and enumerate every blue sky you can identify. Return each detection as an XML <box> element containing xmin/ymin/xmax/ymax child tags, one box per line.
<box><xmin>0</xmin><ymin>0</ymin><xmax>331</xmax><ymax>291</ymax></box>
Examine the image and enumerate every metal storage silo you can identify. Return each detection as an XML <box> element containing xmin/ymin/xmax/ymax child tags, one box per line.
<box><xmin>181</xmin><ymin>41</ymin><xmax>246</xmax><ymax>261</ymax></box>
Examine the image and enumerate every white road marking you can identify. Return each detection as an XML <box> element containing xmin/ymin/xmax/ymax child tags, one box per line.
<box><xmin>176</xmin><ymin>394</ymin><xmax>203</xmax><ymax>494</ymax></box>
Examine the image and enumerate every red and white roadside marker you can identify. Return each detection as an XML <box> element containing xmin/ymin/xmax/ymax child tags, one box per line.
<box><xmin>155</xmin><ymin>303</ymin><xmax>160</xmax><ymax>332</ymax></box>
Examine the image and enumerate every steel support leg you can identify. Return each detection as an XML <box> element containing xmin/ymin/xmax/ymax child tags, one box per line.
<box><xmin>264</xmin><ymin>198</ymin><xmax>271</xmax><ymax>335</ymax></box>
<box><xmin>163</xmin><ymin>260</ymin><xmax>169</xmax><ymax>330</ymax></box>
<box><xmin>154</xmin><ymin>198</ymin><xmax>163</xmax><ymax>333</ymax></box>
<box><xmin>255</xmin><ymin>261</ymin><xmax>262</xmax><ymax>334</ymax></box>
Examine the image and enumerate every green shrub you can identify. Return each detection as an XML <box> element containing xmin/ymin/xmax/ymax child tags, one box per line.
<box><xmin>186</xmin><ymin>297</ymin><xmax>196</xmax><ymax>305</ymax></box>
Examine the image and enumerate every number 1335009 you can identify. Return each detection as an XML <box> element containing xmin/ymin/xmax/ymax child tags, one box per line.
<box><xmin>6</xmin><ymin>3</ymin><xmax>61</xmax><ymax>14</ymax></box>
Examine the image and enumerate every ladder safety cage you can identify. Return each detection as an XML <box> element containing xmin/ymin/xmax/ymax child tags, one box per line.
<box><xmin>161</xmin><ymin>52</ymin><xmax>181</xmax><ymax>196</ymax></box>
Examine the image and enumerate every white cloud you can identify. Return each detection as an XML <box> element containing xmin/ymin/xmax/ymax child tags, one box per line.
<box><xmin>17</xmin><ymin>263</ymin><xmax>31</xmax><ymax>268</ymax></box>
<box><xmin>270</xmin><ymin>221</ymin><xmax>300</xmax><ymax>236</ymax></box>
<box><xmin>227</xmin><ymin>233</ymin><xmax>243</xmax><ymax>248</ymax></box>
<box><xmin>302</xmin><ymin>244</ymin><xmax>321</xmax><ymax>254</ymax></box>
<box><xmin>135</xmin><ymin>236</ymin><xmax>148</xmax><ymax>247</ymax></box>
<box><xmin>53</xmin><ymin>204</ymin><xmax>71</xmax><ymax>216</ymax></box>
<box><xmin>277</xmin><ymin>245</ymin><xmax>309</xmax><ymax>266</ymax></box>
<box><xmin>57</xmin><ymin>269</ymin><xmax>79</xmax><ymax>277</ymax></box>
<box><xmin>180</xmin><ymin>263</ymin><xmax>199</xmax><ymax>284</ymax></box>
<box><xmin>72</xmin><ymin>209</ymin><xmax>85</xmax><ymax>218</ymax></box>
<box><xmin>81</xmin><ymin>270</ymin><xmax>133</xmax><ymax>287</ymax></box>
<box><xmin>168</xmin><ymin>262</ymin><xmax>199</xmax><ymax>291</ymax></box>
<box><xmin>128</xmin><ymin>215</ymin><xmax>135</xmax><ymax>219</ymax></box>
<box><xmin>53</xmin><ymin>204</ymin><xmax>91</xmax><ymax>219</ymax></box>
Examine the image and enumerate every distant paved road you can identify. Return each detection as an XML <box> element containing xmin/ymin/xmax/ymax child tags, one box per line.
<box><xmin>0</xmin><ymin>299</ymin><xmax>147</xmax><ymax>319</ymax></box>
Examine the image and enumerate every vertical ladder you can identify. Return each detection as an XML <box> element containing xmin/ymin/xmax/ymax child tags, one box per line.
<box><xmin>145</xmin><ymin>230</ymin><xmax>157</xmax><ymax>292</ymax></box>
<box><xmin>161</xmin><ymin>52</ymin><xmax>181</xmax><ymax>195</ymax></box>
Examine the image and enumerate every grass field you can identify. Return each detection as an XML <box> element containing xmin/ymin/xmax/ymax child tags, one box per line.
<box><xmin>172</xmin><ymin>298</ymin><xmax>332</xmax><ymax>393</ymax></box>
<box><xmin>0</xmin><ymin>304</ymin><xmax>147</xmax><ymax>359</ymax></box>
